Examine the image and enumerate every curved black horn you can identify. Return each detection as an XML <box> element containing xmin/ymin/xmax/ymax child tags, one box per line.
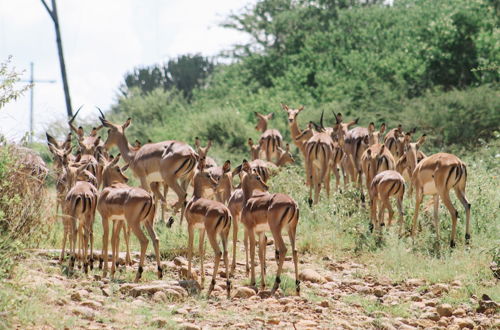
<box><xmin>69</xmin><ymin>105</ymin><xmax>84</xmax><ymax>123</ymax></box>
<box><xmin>96</xmin><ymin>106</ymin><xmax>105</xmax><ymax>119</ymax></box>
<box><xmin>319</xmin><ymin>110</ymin><xmax>324</xmax><ymax>129</ymax></box>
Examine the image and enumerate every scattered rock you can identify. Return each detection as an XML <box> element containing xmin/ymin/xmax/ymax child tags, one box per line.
<box><xmin>178</xmin><ymin>280</ymin><xmax>202</xmax><ymax>295</ymax></box>
<box><xmin>129</xmin><ymin>284</ymin><xmax>172</xmax><ymax>297</ymax></box>
<box><xmin>373</xmin><ymin>287</ymin><xmax>387</xmax><ymax>297</ymax></box>
<box><xmin>421</xmin><ymin>311</ymin><xmax>440</xmax><ymax>321</ymax></box>
<box><xmin>233</xmin><ymin>287</ymin><xmax>256</xmax><ymax>299</ymax></box>
<box><xmin>436</xmin><ymin>303</ymin><xmax>453</xmax><ymax>317</ymax></box>
<box><xmin>299</xmin><ymin>269</ymin><xmax>326</xmax><ymax>284</ymax></box>
<box><xmin>179</xmin><ymin>266</ymin><xmax>198</xmax><ymax>281</ymax></box>
<box><xmin>71</xmin><ymin>306</ymin><xmax>95</xmax><ymax>321</ymax></box>
<box><xmin>80</xmin><ymin>300</ymin><xmax>102</xmax><ymax>310</ymax></box>
<box><xmin>179</xmin><ymin>322</ymin><xmax>201</xmax><ymax>330</ymax></box>
<box><xmin>164</xmin><ymin>289</ymin><xmax>184</xmax><ymax>301</ymax></box>
<box><xmin>267</xmin><ymin>319</ymin><xmax>280</xmax><ymax>325</ymax></box>
<box><xmin>70</xmin><ymin>289</ymin><xmax>88</xmax><ymax>302</ymax></box>
<box><xmin>279</xmin><ymin>298</ymin><xmax>294</xmax><ymax>305</ymax></box>
<box><xmin>153</xmin><ymin>291</ymin><xmax>167</xmax><ymax>303</ymax></box>
<box><xmin>453</xmin><ymin>308</ymin><xmax>467</xmax><ymax>317</ymax></box>
<box><xmin>173</xmin><ymin>256</ymin><xmax>188</xmax><ymax>266</ymax></box>
<box><xmin>314</xmin><ymin>307</ymin><xmax>323</xmax><ymax>313</ymax></box>
<box><xmin>295</xmin><ymin>320</ymin><xmax>317</xmax><ymax>328</ymax></box>
<box><xmin>320</xmin><ymin>300</ymin><xmax>330</xmax><ymax>308</ymax></box>
<box><xmin>101</xmin><ymin>287</ymin><xmax>112</xmax><ymax>297</ymax></box>
<box><xmin>150</xmin><ymin>317</ymin><xmax>169</xmax><ymax>327</ymax></box>
<box><xmin>453</xmin><ymin>317</ymin><xmax>474</xmax><ymax>329</ymax></box>
<box><xmin>119</xmin><ymin>283</ymin><xmax>137</xmax><ymax>294</ymax></box>
<box><xmin>430</xmin><ymin>283</ymin><xmax>449</xmax><ymax>296</ymax></box>
<box><xmin>257</xmin><ymin>290</ymin><xmax>272</xmax><ymax>299</ymax></box>
<box><xmin>406</xmin><ymin>279</ymin><xmax>426</xmax><ymax>287</ymax></box>
<box><xmin>451</xmin><ymin>280</ymin><xmax>463</xmax><ymax>287</ymax></box>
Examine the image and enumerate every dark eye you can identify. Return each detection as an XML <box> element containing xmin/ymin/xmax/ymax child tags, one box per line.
<box><xmin>256</xmin><ymin>176</ymin><xmax>261</xmax><ymax>181</ymax></box>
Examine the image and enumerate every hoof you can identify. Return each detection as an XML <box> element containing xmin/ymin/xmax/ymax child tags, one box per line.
<box><xmin>450</xmin><ymin>240</ymin><xmax>456</xmax><ymax>248</ymax></box>
<box><xmin>465</xmin><ymin>233</ymin><xmax>471</xmax><ymax>244</ymax></box>
<box><xmin>308</xmin><ymin>198</ymin><xmax>313</xmax><ymax>208</ymax></box>
<box><xmin>369</xmin><ymin>223</ymin><xmax>374</xmax><ymax>233</ymax></box>
<box><xmin>167</xmin><ymin>216</ymin><xmax>174</xmax><ymax>228</ymax></box>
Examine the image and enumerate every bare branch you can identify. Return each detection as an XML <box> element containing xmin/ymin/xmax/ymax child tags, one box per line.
<box><xmin>40</xmin><ymin>0</ymin><xmax>55</xmax><ymax>22</ymax></box>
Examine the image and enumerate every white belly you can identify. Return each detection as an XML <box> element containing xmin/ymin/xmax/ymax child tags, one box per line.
<box><xmin>146</xmin><ymin>171</ymin><xmax>163</xmax><ymax>184</ymax></box>
<box><xmin>255</xmin><ymin>223</ymin><xmax>270</xmax><ymax>233</ymax></box>
<box><xmin>109</xmin><ymin>215</ymin><xmax>126</xmax><ymax>222</ymax></box>
<box><xmin>423</xmin><ymin>181</ymin><xmax>437</xmax><ymax>195</ymax></box>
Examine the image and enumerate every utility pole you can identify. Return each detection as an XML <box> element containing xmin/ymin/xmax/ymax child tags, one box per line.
<box><xmin>40</xmin><ymin>0</ymin><xmax>73</xmax><ymax>119</ymax></box>
<box><xmin>20</xmin><ymin>62</ymin><xmax>56</xmax><ymax>143</ymax></box>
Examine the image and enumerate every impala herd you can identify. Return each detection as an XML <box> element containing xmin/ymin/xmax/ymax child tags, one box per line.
<box><xmin>44</xmin><ymin>103</ymin><xmax>471</xmax><ymax>297</ymax></box>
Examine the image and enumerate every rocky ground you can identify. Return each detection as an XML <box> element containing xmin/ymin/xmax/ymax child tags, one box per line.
<box><xmin>10</xmin><ymin>244</ymin><xmax>499</xmax><ymax>329</ymax></box>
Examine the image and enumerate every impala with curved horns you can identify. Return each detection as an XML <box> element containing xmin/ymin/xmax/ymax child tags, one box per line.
<box><xmin>98</xmin><ymin>108</ymin><xmax>197</xmax><ymax>223</ymax></box>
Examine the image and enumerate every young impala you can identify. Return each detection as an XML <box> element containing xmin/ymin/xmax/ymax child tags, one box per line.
<box><xmin>185</xmin><ymin>158</ymin><xmax>232</xmax><ymax>298</ymax></box>
<box><xmin>240</xmin><ymin>160</ymin><xmax>300</xmax><ymax>295</ymax></box>
<box><xmin>405</xmin><ymin>135</ymin><xmax>471</xmax><ymax>247</ymax></box>
<box><xmin>97</xmin><ymin>154</ymin><xmax>162</xmax><ymax>282</ymax></box>
<box><xmin>254</xmin><ymin>112</ymin><xmax>283</xmax><ymax>164</ymax></box>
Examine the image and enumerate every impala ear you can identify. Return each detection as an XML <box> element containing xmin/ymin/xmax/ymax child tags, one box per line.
<box><xmin>46</xmin><ymin>133</ymin><xmax>59</xmax><ymax>147</ymax></box>
<box><xmin>98</xmin><ymin>154</ymin><xmax>107</xmax><ymax>167</ymax></box>
<box><xmin>94</xmin><ymin>136</ymin><xmax>101</xmax><ymax>147</ymax></box>
<box><xmin>298</xmin><ymin>105</ymin><xmax>304</xmax><ymax>111</ymax></box>
<box><xmin>254</xmin><ymin>111</ymin><xmax>262</xmax><ymax>118</ymax></box>
<box><xmin>232</xmin><ymin>164</ymin><xmax>242</xmax><ymax>177</ymax></box>
<box><xmin>47</xmin><ymin>143</ymin><xmax>57</xmax><ymax>155</ymax></box>
<box><xmin>64</xmin><ymin>133</ymin><xmax>72</xmax><ymax>149</ymax></box>
<box><xmin>416</xmin><ymin>134</ymin><xmax>426</xmax><ymax>147</ymax></box>
<box><xmin>363</xmin><ymin>135</ymin><xmax>369</xmax><ymax>145</ymax></box>
<box><xmin>404</xmin><ymin>133</ymin><xmax>411</xmax><ymax>144</ymax></box>
<box><xmin>368</xmin><ymin>122</ymin><xmax>375</xmax><ymax>133</ymax></box>
<box><xmin>242</xmin><ymin>159</ymin><xmax>251</xmax><ymax>173</ymax></box>
<box><xmin>267</xmin><ymin>113</ymin><xmax>274</xmax><ymax>120</ymax></box>
<box><xmin>366</xmin><ymin>149</ymin><xmax>372</xmax><ymax>157</ymax></box>
<box><xmin>335</xmin><ymin>112</ymin><xmax>343</xmax><ymax>124</ymax></box>
<box><xmin>194</xmin><ymin>137</ymin><xmax>200</xmax><ymax>148</ymax></box>
<box><xmin>347</xmin><ymin>118</ymin><xmax>358</xmax><ymax>128</ymax></box>
<box><xmin>110</xmin><ymin>153</ymin><xmax>121</xmax><ymax>166</ymax></box>
<box><xmin>248</xmin><ymin>138</ymin><xmax>254</xmax><ymax>147</ymax></box>
<box><xmin>77</xmin><ymin>127</ymin><xmax>84</xmax><ymax>139</ymax></box>
<box><xmin>223</xmin><ymin>160</ymin><xmax>231</xmax><ymax>173</ymax></box>
<box><xmin>397</xmin><ymin>124</ymin><xmax>403</xmax><ymax>132</ymax></box>
<box><xmin>122</xmin><ymin>118</ymin><xmax>132</xmax><ymax>129</ymax></box>
<box><xmin>378</xmin><ymin>144</ymin><xmax>386</xmax><ymax>155</ymax></box>
<box><xmin>285</xmin><ymin>143</ymin><xmax>290</xmax><ymax>152</ymax></box>
<box><xmin>206</xmin><ymin>140</ymin><xmax>212</xmax><ymax>150</ymax></box>
<box><xmin>409</xmin><ymin>127</ymin><xmax>417</xmax><ymax>134</ymax></box>
<box><xmin>380</xmin><ymin>123</ymin><xmax>386</xmax><ymax>134</ymax></box>
<box><xmin>280</xmin><ymin>103</ymin><xmax>289</xmax><ymax>111</ymax></box>
<box><xmin>121</xmin><ymin>164</ymin><xmax>129</xmax><ymax>172</ymax></box>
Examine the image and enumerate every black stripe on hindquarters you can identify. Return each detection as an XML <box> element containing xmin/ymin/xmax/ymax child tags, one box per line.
<box><xmin>453</xmin><ymin>165</ymin><xmax>462</xmax><ymax>186</ymax></box>
<box><xmin>215</xmin><ymin>216</ymin><xmax>224</xmax><ymax>230</ymax></box>
<box><xmin>387</xmin><ymin>181</ymin><xmax>398</xmax><ymax>196</ymax></box>
<box><xmin>184</xmin><ymin>157</ymin><xmax>196</xmax><ymax>176</ymax></box>
<box><xmin>444</xmin><ymin>166</ymin><xmax>457</xmax><ymax>188</ymax></box>
<box><xmin>279</xmin><ymin>207</ymin><xmax>291</xmax><ymax>227</ymax></box>
<box><xmin>174</xmin><ymin>158</ymin><xmax>190</xmax><ymax>175</ymax></box>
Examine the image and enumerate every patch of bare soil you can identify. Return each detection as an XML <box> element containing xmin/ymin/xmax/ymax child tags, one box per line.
<box><xmin>15</xmin><ymin>245</ymin><xmax>499</xmax><ymax>329</ymax></box>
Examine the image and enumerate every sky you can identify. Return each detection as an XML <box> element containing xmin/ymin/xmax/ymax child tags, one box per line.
<box><xmin>0</xmin><ymin>0</ymin><xmax>251</xmax><ymax>142</ymax></box>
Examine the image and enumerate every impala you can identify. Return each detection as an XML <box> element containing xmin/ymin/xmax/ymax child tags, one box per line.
<box><xmin>280</xmin><ymin>104</ymin><xmax>310</xmax><ymax>156</ymax></box>
<box><xmin>207</xmin><ymin>160</ymin><xmax>233</xmax><ymax>204</ymax></box>
<box><xmin>369</xmin><ymin>170</ymin><xmax>405</xmax><ymax>234</ymax></box>
<box><xmin>384</xmin><ymin>126</ymin><xmax>416</xmax><ymax>162</ymax></box>
<box><xmin>98</xmin><ymin>111</ymin><xmax>197</xmax><ymax>222</ymax></box>
<box><xmin>405</xmin><ymin>135</ymin><xmax>471</xmax><ymax>247</ymax></box>
<box><xmin>240</xmin><ymin>160</ymin><xmax>300</xmax><ymax>295</ymax></box>
<box><xmin>97</xmin><ymin>154</ymin><xmax>162</xmax><ymax>281</ymax></box>
<box><xmin>195</xmin><ymin>137</ymin><xmax>217</xmax><ymax>168</ymax></box>
<box><xmin>299</xmin><ymin>112</ymin><xmax>334</xmax><ymax>206</ymax></box>
<box><xmin>254</xmin><ymin>111</ymin><xmax>283</xmax><ymax>164</ymax></box>
<box><xmin>361</xmin><ymin>144</ymin><xmax>396</xmax><ymax>197</ymax></box>
<box><xmin>185</xmin><ymin>158</ymin><xmax>232</xmax><ymax>298</ymax></box>
<box><xmin>63</xmin><ymin>162</ymin><xmax>98</xmax><ymax>272</ymax></box>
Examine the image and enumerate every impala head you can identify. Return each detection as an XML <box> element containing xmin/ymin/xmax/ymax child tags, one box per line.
<box><xmin>100</xmin><ymin>153</ymin><xmax>129</xmax><ymax>187</ymax></box>
<box><xmin>241</xmin><ymin>159</ymin><xmax>269</xmax><ymax>193</ymax></box>
<box><xmin>367</xmin><ymin>122</ymin><xmax>386</xmax><ymax>145</ymax></box>
<box><xmin>194</xmin><ymin>157</ymin><xmax>219</xmax><ymax>191</ymax></box>
<box><xmin>47</xmin><ymin>141</ymin><xmax>73</xmax><ymax>170</ymax></box>
<box><xmin>78</xmin><ymin>135</ymin><xmax>101</xmax><ymax>155</ymax></box>
<box><xmin>194</xmin><ymin>137</ymin><xmax>212</xmax><ymax>159</ymax></box>
<box><xmin>64</xmin><ymin>160</ymin><xmax>97</xmax><ymax>187</ymax></box>
<box><xmin>403</xmin><ymin>134</ymin><xmax>426</xmax><ymax>174</ymax></box>
<box><xmin>248</xmin><ymin>138</ymin><xmax>260</xmax><ymax>160</ymax></box>
<box><xmin>281</xmin><ymin>103</ymin><xmax>304</xmax><ymax>124</ymax></box>
<box><xmin>254</xmin><ymin>112</ymin><xmax>273</xmax><ymax>132</ymax></box>
<box><xmin>99</xmin><ymin>110</ymin><xmax>132</xmax><ymax>150</ymax></box>
<box><xmin>277</xmin><ymin>143</ymin><xmax>294</xmax><ymax>166</ymax></box>
<box><xmin>46</xmin><ymin>132</ymin><xmax>72</xmax><ymax>151</ymax></box>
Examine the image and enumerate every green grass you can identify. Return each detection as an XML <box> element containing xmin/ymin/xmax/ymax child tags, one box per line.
<box><xmin>342</xmin><ymin>294</ymin><xmax>412</xmax><ymax>318</ymax></box>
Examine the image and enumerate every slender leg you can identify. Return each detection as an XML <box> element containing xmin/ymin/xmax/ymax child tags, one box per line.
<box><xmin>411</xmin><ymin>189</ymin><xmax>423</xmax><ymax>237</ymax></box>
<box><xmin>384</xmin><ymin>198</ymin><xmax>394</xmax><ymax>227</ymax></box>
<box><xmin>129</xmin><ymin>221</ymin><xmax>149</xmax><ymax>282</ymax></box>
<box><xmin>433</xmin><ymin>195</ymin><xmax>440</xmax><ymax>242</ymax></box>
<box><xmin>271</xmin><ymin>231</ymin><xmax>287</xmax><ymax>295</ymax></box>
<box><xmin>187</xmin><ymin>224</ymin><xmax>194</xmax><ymax>281</ymax></box>
<box><xmin>454</xmin><ymin>186</ymin><xmax>471</xmax><ymax>244</ymax></box>
<box><xmin>230</xmin><ymin>214</ymin><xmax>238</xmax><ymax>276</ymax></box>
<box><xmin>70</xmin><ymin>215</ymin><xmax>77</xmax><ymax>270</ymax></box>
<box><xmin>60</xmin><ymin>217</ymin><xmax>68</xmax><ymax>263</ymax></box>
<box><xmin>221</xmin><ymin>227</ymin><xmax>231</xmax><ymax>298</ymax></box>
<box><xmin>111</xmin><ymin>221</ymin><xmax>121</xmax><ymax>278</ymax></box>
<box><xmin>199</xmin><ymin>228</ymin><xmax>206</xmax><ymax>287</ymax></box>
<box><xmin>243</xmin><ymin>229</ymin><xmax>250</xmax><ymax>276</ymax></box>
<box><xmin>396</xmin><ymin>195</ymin><xmax>404</xmax><ymax>236</ymax></box>
<box><xmin>101</xmin><ymin>217</ymin><xmax>109</xmax><ymax>276</ymax></box>
<box><xmin>377</xmin><ymin>199</ymin><xmax>385</xmax><ymax>231</ymax></box>
<box><xmin>248</xmin><ymin>228</ymin><xmax>256</xmax><ymax>287</ymax></box>
<box><xmin>207</xmin><ymin>230</ymin><xmax>221</xmax><ymax>297</ymax></box>
<box><xmin>123</xmin><ymin>224</ymin><xmax>132</xmax><ymax>266</ymax></box>
<box><xmin>258</xmin><ymin>232</ymin><xmax>266</xmax><ymax>290</ymax></box>
<box><xmin>144</xmin><ymin>220</ymin><xmax>162</xmax><ymax>279</ymax></box>
<box><xmin>288</xmin><ymin>220</ymin><xmax>300</xmax><ymax>295</ymax></box>
<box><xmin>439</xmin><ymin>189</ymin><xmax>458</xmax><ymax>248</ymax></box>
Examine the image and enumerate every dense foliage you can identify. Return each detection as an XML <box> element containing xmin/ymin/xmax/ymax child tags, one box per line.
<box><xmin>106</xmin><ymin>0</ymin><xmax>498</xmax><ymax>164</ymax></box>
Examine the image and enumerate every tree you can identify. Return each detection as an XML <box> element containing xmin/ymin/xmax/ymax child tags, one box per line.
<box><xmin>120</xmin><ymin>54</ymin><xmax>214</xmax><ymax>100</ymax></box>
<box><xmin>0</xmin><ymin>56</ymin><xmax>31</xmax><ymax>109</ymax></box>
